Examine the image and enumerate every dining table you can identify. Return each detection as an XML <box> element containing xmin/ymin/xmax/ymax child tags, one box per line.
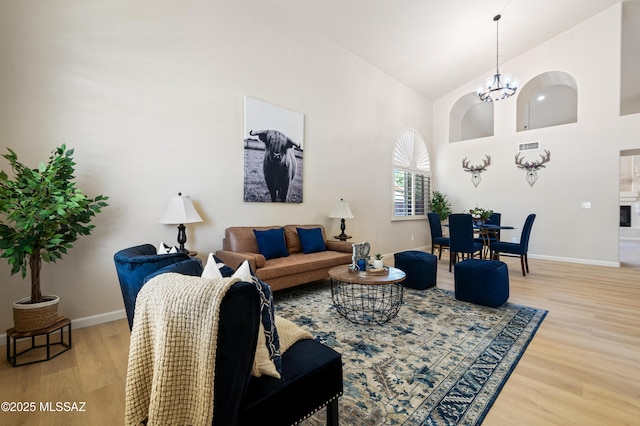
<box><xmin>474</xmin><ymin>223</ymin><xmax>515</xmax><ymax>258</ymax></box>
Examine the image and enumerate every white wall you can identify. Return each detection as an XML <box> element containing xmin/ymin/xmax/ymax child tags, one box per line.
<box><xmin>432</xmin><ymin>4</ymin><xmax>640</xmax><ymax>266</ymax></box>
<box><xmin>0</xmin><ymin>0</ymin><xmax>432</xmax><ymax>331</ymax></box>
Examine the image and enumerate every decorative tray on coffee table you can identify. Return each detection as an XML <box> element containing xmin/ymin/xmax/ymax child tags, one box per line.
<box><xmin>348</xmin><ymin>265</ymin><xmax>389</xmax><ymax>276</ymax></box>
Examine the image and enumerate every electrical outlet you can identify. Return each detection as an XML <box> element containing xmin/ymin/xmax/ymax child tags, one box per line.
<box><xmin>581</xmin><ymin>201</ymin><xmax>591</xmax><ymax>209</ymax></box>
<box><xmin>411</xmin><ymin>234</ymin><xmax>415</xmax><ymax>241</ymax></box>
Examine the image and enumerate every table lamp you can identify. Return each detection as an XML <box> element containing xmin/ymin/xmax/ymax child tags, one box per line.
<box><xmin>329</xmin><ymin>198</ymin><xmax>354</xmax><ymax>241</ymax></box>
<box><xmin>158</xmin><ymin>192</ymin><xmax>203</xmax><ymax>253</ymax></box>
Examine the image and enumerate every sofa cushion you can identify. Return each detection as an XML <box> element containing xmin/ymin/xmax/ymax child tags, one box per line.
<box><xmin>256</xmin><ymin>251</ymin><xmax>352</xmax><ymax>282</ymax></box>
<box><xmin>254</xmin><ymin>228</ymin><xmax>289</xmax><ymax>260</ymax></box>
<box><xmin>296</xmin><ymin>227</ymin><xmax>327</xmax><ymax>254</ymax></box>
<box><xmin>239</xmin><ymin>339</ymin><xmax>343</xmax><ymax>426</ymax></box>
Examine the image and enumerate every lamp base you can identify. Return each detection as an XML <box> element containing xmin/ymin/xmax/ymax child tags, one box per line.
<box><xmin>176</xmin><ymin>223</ymin><xmax>188</xmax><ymax>252</ymax></box>
<box><xmin>334</xmin><ymin>218</ymin><xmax>351</xmax><ymax>241</ymax></box>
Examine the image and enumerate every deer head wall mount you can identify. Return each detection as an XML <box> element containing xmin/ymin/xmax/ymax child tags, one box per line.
<box><xmin>462</xmin><ymin>155</ymin><xmax>491</xmax><ymax>187</ymax></box>
<box><xmin>515</xmin><ymin>149</ymin><xmax>551</xmax><ymax>186</ymax></box>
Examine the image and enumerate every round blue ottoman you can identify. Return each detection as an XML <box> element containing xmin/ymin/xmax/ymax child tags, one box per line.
<box><xmin>394</xmin><ymin>250</ymin><xmax>437</xmax><ymax>289</ymax></box>
<box><xmin>454</xmin><ymin>259</ymin><xmax>509</xmax><ymax>307</ymax></box>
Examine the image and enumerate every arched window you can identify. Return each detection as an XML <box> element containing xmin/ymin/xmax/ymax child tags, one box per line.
<box><xmin>392</xmin><ymin>129</ymin><xmax>430</xmax><ymax>219</ymax></box>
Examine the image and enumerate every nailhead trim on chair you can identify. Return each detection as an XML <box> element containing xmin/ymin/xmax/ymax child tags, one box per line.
<box><xmin>293</xmin><ymin>392</ymin><xmax>343</xmax><ymax>425</ymax></box>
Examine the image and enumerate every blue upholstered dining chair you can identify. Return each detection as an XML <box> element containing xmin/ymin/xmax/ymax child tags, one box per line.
<box><xmin>487</xmin><ymin>212</ymin><xmax>502</xmax><ymax>240</ymax></box>
<box><xmin>475</xmin><ymin>212</ymin><xmax>502</xmax><ymax>245</ymax></box>
<box><xmin>448</xmin><ymin>213</ymin><xmax>484</xmax><ymax>272</ymax></box>
<box><xmin>428</xmin><ymin>212</ymin><xmax>450</xmax><ymax>259</ymax></box>
<box><xmin>490</xmin><ymin>214</ymin><xmax>536</xmax><ymax>276</ymax></box>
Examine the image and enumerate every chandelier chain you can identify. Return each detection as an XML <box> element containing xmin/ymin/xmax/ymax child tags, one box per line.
<box><xmin>495</xmin><ymin>15</ymin><xmax>500</xmax><ymax>75</ymax></box>
<box><xmin>477</xmin><ymin>13</ymin><xmax>517</xmax><ymax>102</ymax></box>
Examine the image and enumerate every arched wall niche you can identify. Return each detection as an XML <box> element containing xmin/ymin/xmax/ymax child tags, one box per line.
<box><xmin>449</xmin><ymin>92</ymin><xmax>494</xmax><ymax>143</ymax></box>
<box><xmin>517</xmin><ymin>71</ymin><xmax>578</xmax><ymax>132</ymax></box>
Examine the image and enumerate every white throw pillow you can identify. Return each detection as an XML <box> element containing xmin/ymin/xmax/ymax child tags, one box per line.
<box><xmin>156</xmin><ymin>242</ymin><xmax>178</xmax><ymax>255</ymax></box>
<box><xmin>201</xmin><ymin>253</ymin><xmax>224</xmax><ymax>279</ymax></box>
<box><xmin>231</xmin><ymin>259</ymin><xmax>253</xmax><ymax>282</ymax></box>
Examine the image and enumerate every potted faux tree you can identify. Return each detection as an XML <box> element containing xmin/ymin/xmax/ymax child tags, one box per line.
<box><xmin>0</xmin><ymin>145</ymin><xmax>108</xmax><ymax>332</ymax></box>
<box><xmin>430</xmin><ymin>191</ymin><xmax>452</xmax><ymax>221</ymax></box>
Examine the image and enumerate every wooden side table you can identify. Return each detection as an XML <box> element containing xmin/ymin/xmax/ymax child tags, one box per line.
<box><xmin>6</xmin><ymin>317</ymin><xmax>72</xmax><ymax>367</ymax></box>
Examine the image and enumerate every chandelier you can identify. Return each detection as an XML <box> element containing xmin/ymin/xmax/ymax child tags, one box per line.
<box><xmin>478</xmin><ymin>14</ymin><xmax>518</xmax><ymax>102</ymax></box>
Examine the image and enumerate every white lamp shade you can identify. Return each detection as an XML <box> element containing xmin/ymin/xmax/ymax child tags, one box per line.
<box><xmin>158</xmin><ymin>194</ymin><xmax>203</xmax><ymax>224</ymax></box>
<box><xmin>329</xmin><ymin>199</ymin><xmax>354</xmax><ymax>219</ymax></box>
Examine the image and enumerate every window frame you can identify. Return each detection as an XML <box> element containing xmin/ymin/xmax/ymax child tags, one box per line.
<box><xmin>391</xmin><ymin>129</ymin><xmax>430</xmax><ymax>222</ymax></box>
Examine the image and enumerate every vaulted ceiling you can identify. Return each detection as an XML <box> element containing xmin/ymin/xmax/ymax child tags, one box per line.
<box><xmin>262</xmin><ymin>0</ymin><xmax>625</xmax><ymax>100</ymax></box>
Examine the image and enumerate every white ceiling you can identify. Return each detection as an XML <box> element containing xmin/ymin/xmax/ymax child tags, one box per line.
<box><xmin>261</xmin><ymin>0</ymin><xmax>624</xmax><ymax>100</ymax></box>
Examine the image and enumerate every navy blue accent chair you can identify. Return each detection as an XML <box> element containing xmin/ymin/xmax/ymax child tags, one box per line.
<box><xmin>490</xmin><ymin>214</ymin><xmax>536</xmax><ymax>276</ymax></box>
<box><xmin>114</xmin><ymin>244</ymin><xmax>194</xmax><ymax>329</ymax></box>
<box><xmin>454</xmin><ymin>259</ymin><xmax>509</xmax><ymax>307</ymax></box>
<box><xmin>427</xmin><ymin>212</ymin><xmax>450</xmax><ymax>259</ymax></box>
<box><xmin>448</xmin><ymin>214</ymin><xmax>484</xmax><ymax>272</ymax></box>
<box><xmin>114</xmin><ymin>245</ymin><xmax>343</xmax><ymax>426</ymax></box>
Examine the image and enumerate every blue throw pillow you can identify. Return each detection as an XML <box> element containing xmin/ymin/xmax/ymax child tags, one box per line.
<box><xmin>297</xmin><ymin>227</ymin><xmax>327</xmax><ymax>254</ymax></box>
<box><xmin>231</xmin><ymin>260</ymin><xmax>282</xmax><ymax>377</ymax></box>
<box><xmin>253</xmin><ymin>228</ymin><xmax>289</xmax><ymax>260</ymax></box>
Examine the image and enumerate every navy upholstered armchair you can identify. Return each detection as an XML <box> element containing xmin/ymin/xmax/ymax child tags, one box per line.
<box><xmin>114</xmin><ymin>244</ymin><xmax>195</xmax><ymax>329</ymax></box>
<box><xmin>114</xmin><ymin>244</ymin><xmax>343</xmax><ymax>426</ymax></box>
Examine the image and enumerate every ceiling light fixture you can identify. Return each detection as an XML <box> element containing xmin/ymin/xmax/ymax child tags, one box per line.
<box><xmin>478</xmin><ymin>14</ymin><xmax>518</xmax><ymax>102</ymax></box>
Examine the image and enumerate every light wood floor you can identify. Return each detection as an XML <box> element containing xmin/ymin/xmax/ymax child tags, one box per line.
<box><xmin>1</xmin><ymin>249</ymin><xmax>638</xmax><ymax>425</ymax></box>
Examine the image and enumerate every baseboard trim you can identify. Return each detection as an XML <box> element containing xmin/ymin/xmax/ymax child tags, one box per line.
<box><xmin>0</xmin><ymin>309</ymin><xmax>127</xmax><ymax>343</ymax></box>
<box><xmin>427</xmin><ymin>245</ymin><xmax>621</xmax><ymax>268</ymax></box>
<box><xmin>528</xmin><ymin>254</ymin><xmax>620</xmax><ymax>268</ymax></box>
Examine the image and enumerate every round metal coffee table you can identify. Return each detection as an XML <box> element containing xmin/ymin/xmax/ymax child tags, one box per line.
<box><xmin>328</xmin><ymin>265</ymin><xmax>406</xmax><ymax>325</ymax></box>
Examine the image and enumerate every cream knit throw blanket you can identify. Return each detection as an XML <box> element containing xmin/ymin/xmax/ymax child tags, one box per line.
<box><xmin>125</xmin><ymin>273</ymin><xmax>240</xmax><ymax>426</ymax></box>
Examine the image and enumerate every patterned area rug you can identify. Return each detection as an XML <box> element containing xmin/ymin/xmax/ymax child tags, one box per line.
<box><xmin>274</xmin><ymin>282</ymin><xmax>547</xmax><ymax>426</ymax></box>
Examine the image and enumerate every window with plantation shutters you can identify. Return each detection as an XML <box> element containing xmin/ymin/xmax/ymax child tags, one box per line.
<box><xmin>392</xmin><ymin>129</ymin><xmax>430</xmax><ymax>219</ymax></box>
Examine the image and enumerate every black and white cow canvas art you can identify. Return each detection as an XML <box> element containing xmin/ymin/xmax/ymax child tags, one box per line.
<box><xmin>243</xmin><ymin>96</ymin><xmax>304</xmax><ymax>203</ymax></box>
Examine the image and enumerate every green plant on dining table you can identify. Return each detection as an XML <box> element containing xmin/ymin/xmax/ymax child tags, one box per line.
<box><xmin>469</xmin><ymin>207</ymin><xmax>493</xmax><ymax>221</ymax></box>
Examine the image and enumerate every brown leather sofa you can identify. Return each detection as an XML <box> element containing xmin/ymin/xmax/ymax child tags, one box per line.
<box><xmin>215</xmin><ymin>224</ymin><xmax>353</xmax><ymax>291</ymax></box>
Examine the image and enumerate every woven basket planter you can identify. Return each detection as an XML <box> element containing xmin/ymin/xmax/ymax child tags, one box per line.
<box><xmin>12</xmin><ymin>295</ymin><xmax>60</xmax><ymax>332</ymax></box>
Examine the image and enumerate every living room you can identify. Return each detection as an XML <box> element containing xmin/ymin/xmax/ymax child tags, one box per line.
<box><xmin>0</xmin><ymin>1</ymin><xmax>638</xmax><ymax>425</ymax></box>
